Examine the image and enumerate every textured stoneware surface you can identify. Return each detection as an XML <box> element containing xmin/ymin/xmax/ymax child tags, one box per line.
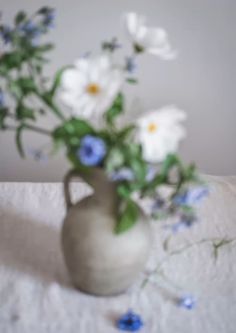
<box><xmin>0</xmin><ymin>175</ymin><xmax>235</xmax><ymax>332</ymax></box>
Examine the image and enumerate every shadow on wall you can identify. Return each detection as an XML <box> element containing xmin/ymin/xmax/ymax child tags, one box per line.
<box><xmin>0</xmin><ymin>209</ymin><xmax>70</xmax><ymax>288</ymax></box>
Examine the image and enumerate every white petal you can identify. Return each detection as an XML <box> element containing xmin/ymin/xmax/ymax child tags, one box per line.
<box><xmin>74</xmin><ymin>58</ymin><xmax>90</xmax><ymax>74</ymax></box>
<box><xmin>61</xmin><ymin>68</ymin><xmax>86</xmax><ymax>91</ymax></box>
<box><xmin>136</xmin><ymin>106</ymin><xmax>186</xmax><ymax>163</ymax></box>
<box><xmin>59</xmin><ymin>54</ymin><xmax>123</xmax><ymax>119</ymax></box>
<box><xmin>123</xmin><ymin>12</ymin><xmax>145</xmax><ymax>37</ymax></box>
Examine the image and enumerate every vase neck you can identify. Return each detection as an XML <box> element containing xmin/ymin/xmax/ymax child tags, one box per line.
<box><xmin>80</xmin><ymin>169</ymin><xmax>118</xmax><ymax>207</ymax></box>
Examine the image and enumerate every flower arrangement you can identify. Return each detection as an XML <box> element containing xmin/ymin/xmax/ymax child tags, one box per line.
<box><xmin>0</xmin><ymin>8</ymin><xmax>207</xmax><ymax>233</ymax></box>
<box><xmin>1</xmin><ymin>7</ymin><xmax>236</xmax><ymax>332</ymax></box>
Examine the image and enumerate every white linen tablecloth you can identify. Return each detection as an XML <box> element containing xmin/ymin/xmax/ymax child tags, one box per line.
<box><xmin>0</xmin><ymin>175</ymin><xmax>236</xmax><ymax>333</ymax></box>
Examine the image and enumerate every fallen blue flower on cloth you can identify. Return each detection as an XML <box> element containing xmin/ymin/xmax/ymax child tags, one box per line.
<box><xmin>116</xmin><ymin>310</ymin><xmax>143</xmax><ymax>332</ymax></box>
<box><xmin>178</xmin><ymin>295</ymin><xmax>196</xmax><ymax>310</ymax></box>
<box><xmin>169</xmin><ymin>214</ymin><xmax>197</xmax><ymax>233</ymax></box>
<box><xmin>78</xmin><ymin>135</ymin><xmax>106</xmax><ymax>166</ymax></box>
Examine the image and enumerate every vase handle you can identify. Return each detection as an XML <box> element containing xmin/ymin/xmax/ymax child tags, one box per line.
<box><xmin>64</xmin><ymin>169</ymin><xmax>82</xmax><ymax>212</ymax></box>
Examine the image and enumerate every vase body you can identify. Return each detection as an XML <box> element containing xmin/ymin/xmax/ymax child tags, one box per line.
<box><xmin>61</xmin><ymin>169</ymin><xmax>151</xmax><ymax>296</ymax></box>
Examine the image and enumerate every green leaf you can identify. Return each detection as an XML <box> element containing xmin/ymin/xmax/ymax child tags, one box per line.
<box><xmin>105</xmin><ymin>148</ymin><xmax>124</xmax><ymax>173</ymax></box>
<box><xmin>0</xmin><ymin>108</ymin><xmax>8</xmax><ymax>129</ymax></box>
<box><xmin>117</xmin><ymin>125</ymin><xmax>135</xmax><ymax>140</ymax></box>
<box><xmin>130</xmin><ymin>158</ymin><xmax>147</xmax><ymax>182</ymax></box>
<box><xmin>127</xmin><ymin>143</ymin><xmax>142</xmax><ymax>157</ymax></box>
<box><xmin>126</xmin><ymin>78</ymin><xmax>138</xmax><ymax>84</ymax></box>
<box><xmin>37</xmin><ymin>7</ymin><xmax>53</xmax><ymax>15</ymax></box>
<box><xmin>115</xmin><ymin>200</ymin><xmax>139</xmax><ymax>234</ymax></box>
<box><xmin>36</xmin><ymin>44</ymin><xmax>54</xmax><ymax>53</ymax></box>
<box><xmin>105</xmin><ymin>93</ymin><xmax>124</xmax><ymax>126</ymax></box>
<box><xmin>15</xmin><ymin>11</ymin><xmax>27</xmax><ymax>25</ymax></box>
<box><xmin>50</xmin><ymin>66</ymin><xmax>72</xmax><ymax>97</ymax></box>
<box><xmin>117</xmin><ymin>184</ymin><xmax>132</xmax><ymax>199</ymax></box>
<box><xmin>161</xmin><ymin>154</ymin><xmax>179</xmax><ymax>176</ymax></box>
<box><xmin>0</xmin><ymin>52</ymin><xmax>24</xmax><ymax>70</ymax></box>
<box><xmin>16</xmin><ymin>104</ymin><xmax>35</xmax><ymax>121</ymax></box>
<box><xmin>14</xmin><ymin>77</ymin><xmax>36</xmax><ymax>95</ymax></box>
<box><xmin>183</xmin><ymin>163</ymin><xmax>199</xmax><ymax>182</ymax></box>
<box><xmin>67</xmin><ymin>150</ymin><xmax>88</xmax><ymax>172</ymax></box>
<box><xmin>40</xmin><ymin>93</ymin><xmax>65</xmax><ymax>120</ymax></box>
<box><xmin>16</xmin><ymin>125</ymin><xmax>26</xmax><ymax>158</ymax></box>
<box><xmin>8</xmin><ymin>81</ymin><xmax>23</xmax><ymax>99</ymax></box>
<box><xmin>53</xmin><ymin>118</ymin><xmax>94</xmax><ymax>147</ymax></box>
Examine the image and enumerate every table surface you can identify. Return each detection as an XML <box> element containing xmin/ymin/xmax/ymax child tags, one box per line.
<box><xmin>0</xmin><ymin>175</ymin><xmax>236</xmax><ymax>333</ymax></box>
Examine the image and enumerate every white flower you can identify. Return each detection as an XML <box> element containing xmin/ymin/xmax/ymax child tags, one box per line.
<box><xmin>60</xmin><ymin>55</ymin><xmax>123</xmax><ymax>118</ymax></box>
<box><xmin>123</xmin><ymin>12</ymin><xmax>176</xmax><ymax>59</ymax></box>
<box><xmin>136</xmin><ymin>106</ymin><xmax>186</xmax><ymax>163</ymax></box>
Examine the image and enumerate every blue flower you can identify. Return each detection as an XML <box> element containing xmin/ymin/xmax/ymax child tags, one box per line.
<box><xmin>146</xmin><ymin>165</ymin><xmax>157</xmax><ymax>182</ymax></box>
<box><xmin>178</xmin><ymin>295</ymin><xmax>196</xmax><ymax>310</ymax></box>
<box><xmin>170</xmin><ymin>214</ymin><xmax>197</xmax><ymax>233</ymax></box>
<box><xmin>174</xmin><ymin>186</ymin><xmax>209</xmax><ymax>206</ymax></box>
<box><xmin>125</xmin><ymin>57</ymin><xmax>137</xmax><ymax>74</ymax></box>
<box><xmin>110</xmin><ymin>167</ymin><xmax>134</xmax><ymax>182</ymax></box>
<box><xmin>109</xmin><ymin>38</ymin><xmax>122</xmax><ymax>51</ymax></box>
<box><xmin>20</xmin><ymin>21</ymin><xmax>41</xmax><ymax>44</ymax></box>
<box><xmin>116</xmin><ymin>311</ymin><xmax>143</xmax><ymax>332</ymax></box>
<box><xmin>0</xmin><ymin>26</ymin><xmax>12</xmax><ymax>44</ymax></box>
<box><xmin>43</xmin><ymin>10</ymin><xmax>56</xmax><ymax>29</ymax></box>
<box><xmin>151</xmin><ymin>198</ymin><xmax>165</xmax><ymax>214</ymax></box>
<box><xmin>26</xmin><ymin>148</ymin><xmax>48</xmax><ymax>163</ymax></box>
<box><xmin>78</xmin><ymin>135</ymin><xmax>106</xmax><ymax>166</ymax></box>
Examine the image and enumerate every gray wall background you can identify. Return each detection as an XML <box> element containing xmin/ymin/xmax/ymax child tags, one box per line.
<box><xmin>0</xmin><ymin>0</ymin><xmax>235</xmax><ymax>181</ymax></box>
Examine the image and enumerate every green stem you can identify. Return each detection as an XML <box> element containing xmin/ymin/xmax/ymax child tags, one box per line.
<box><xmin>142</xmin><ymin>237</ymin><xmax>236</xmax><ymax>289</ymax></box>
<box><xmin>35</xmin><ymin>90</ymin><xmax>65</xmax><ymax>121</ymax></box>
<box><xmin>5</xmin><ymin>124</ymin><xmax>51</xmax><ymax>136</ymax></box>
<box><xmin>27</xmin><ymin>61</ymin><xmax>66</xmax><ymax>122</ymax></box>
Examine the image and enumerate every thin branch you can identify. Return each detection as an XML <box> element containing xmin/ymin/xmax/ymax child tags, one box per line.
<box><xmin>142</xmin><ymin>237</ymin><xmax>236</xmax><ymax>289</ymax></box>
<box><xmin>4</xmin><ymin>124</ymin><xmax>51</xmax><ymax>136</ymax></box>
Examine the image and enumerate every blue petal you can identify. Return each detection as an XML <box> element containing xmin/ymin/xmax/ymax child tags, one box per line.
<box><xmin>116</xmin><ymin>311</ymin><xmax>143</xmax><ymax>332</ymax></box>
<box><xmin>178</xmin><ymin>296</ymin><xmax>196</xmax><ymax>310</ymax></box>
<box><xmin>77</xmin><ymin>135</ymin><xmax>106</xmax><ymax>166</ymax></box>
<box><xmin>110</xmin><ymin>168</ymin><xmax>134</xmax><ymax>182</ymax></box>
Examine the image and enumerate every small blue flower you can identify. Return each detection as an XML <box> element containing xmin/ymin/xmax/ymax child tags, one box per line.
<box><xmin>146</xmin><ymin>165</ymin><xmax>157</xmax><ymax>182</ymax></box>
<box><xmin>0</xmin><ymin>26</ymin><xmax>12</xmax><ymax>44</ymax></box>
<box><xmin>78</xmin><ymin>135</ymin><xmax>106</xmax><ymax>166</ymax></box>
<box><xmin>178</xmin><ymin>295</ymin><xmax>196</xmax><ymax>310</ymax></box>
<box><xmin>125</xmin><ymin>57</ymin><xmax>137</xmax><ymax>74</ymax></box>
<box><xmin>116</xmin><ymin>311</ymin><xmax>143</xmax><ymax>332</ymax></box>
<box><xmin>170</xmin><ymin>214</ymin><xmax>197</xmax><ymax>233</ymax></box>
<box><xmin>81</xmin><ymin>51</ymin><xmax>91</xmax><ymax>59</ymax></box>
<box><xmin>109</xmin><ymin>38</ymin><xmax>122</xmax><ymax>51</ymax></box>
<box><xmin>43</xmin><ymin>10</ymin><xmax>56</xmax><ymax>29</ymax></box>
<box><xmin>174</xmin><ymin>186</ymin><xmax>209</xmax><ymax>206</ymax></box>
<box><xmin>20</xmin><ymin>21</ymin><xmax>41</xmax><ymax>44</ymax></box>
<box><xmin>151</xmin><ymin>198</ymin><xmax>165</xmax><ymax>214</ymax></box>
<box><xmin>110</xmin><ymin>167</ymin><xmax>134</xmax><ymax>182</ymax></box>
<box><xmin>26</xmin><ymin>148</ymin><xmax>48</xmax><ymax>163</ymax></box>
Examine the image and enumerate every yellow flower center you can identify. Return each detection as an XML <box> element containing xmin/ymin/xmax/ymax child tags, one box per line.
<box><xmin>147</xmin><ymin>122</ymin><xmax>158</xmax><ymax>133</ymax></box>
<box><xmin>86</xmin><ymin>83</ymin><xmax>101</xmax><ymax>95</ymax></box>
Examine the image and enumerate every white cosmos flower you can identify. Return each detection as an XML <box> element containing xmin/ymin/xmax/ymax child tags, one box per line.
<box><xmin>60</xmin><ymin>55</ymin><xmax>123</xmax><ymax>118</ymax></box>
<box><xmin>136</xmin><ymin>106</ymin><xmax>186</xmax><ymax>163</ymax></box>
<box><xmin>123</xmin><ymin>12</ymin><xmax>176</xmax><ymax>59</ymax></box>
